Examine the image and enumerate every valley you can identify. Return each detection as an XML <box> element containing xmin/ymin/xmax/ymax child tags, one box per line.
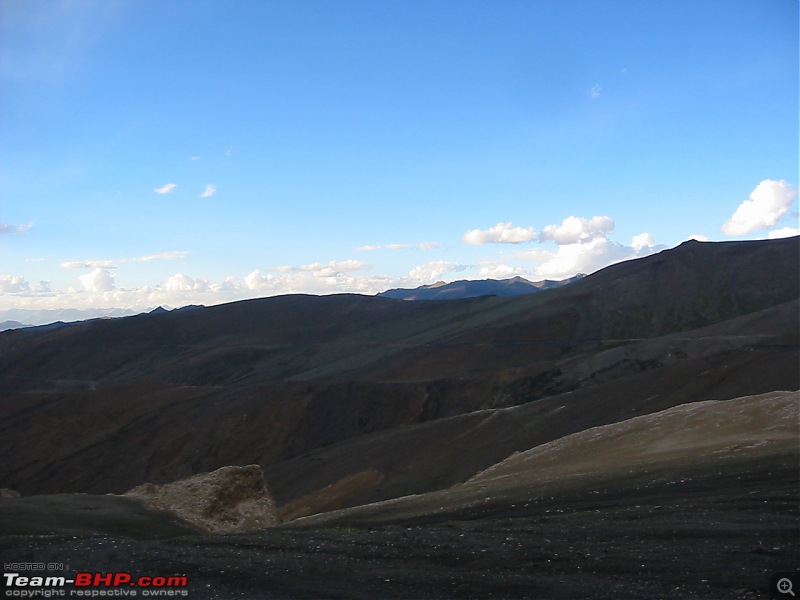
<box><xmin>0</xmin><ymin>237</ymin><xmax>798</xmax><ymax>599</ymax></box>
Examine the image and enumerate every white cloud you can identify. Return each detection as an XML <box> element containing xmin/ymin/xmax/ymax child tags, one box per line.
<box><xmin>355</xmin><ymin>243</ymin><xmax>410</xmax><ymax>252</ymax></box>
<box><xmin>165</xmin><ymin>273</ymin><xmax>209</xmax><ymax>293</ymax></box>
<box><xmin>589</xmin><ymin>84</ymin><xmax>603</xmax><ymax>99</ymax></box>
<box><xmin>298</xmin><ymin>260</ymin><xmax>369</xmax><ymax>277</ymax></box>
<box><xmin>79</xmin><ymin>268</ymin><xmax>115</xmax><ymax>292</ymax></box>
<box><xmin>0</xmin><ymin>275</ymin><xmax>31</xmax><ymax>294</ymax></box>
<box><xmin>244</xmin><ymin>270</ymin><xmax>275</xmax><ymax>291</ymax></box>
<box><xmin>134</xmin><ymin>251</ymin><xmax>190</xmax><ymax>262</ymax></box>
<box><xmin>462</xmin><ymin>222</ymin><xmax>536</xmax><ymax>245</ymax></box>
<box><xmin>61</xmin><ymin>252</ymin><xmax>189</xmax><ymax>269</ymax></box>
<box><xmin>355</xmin><ymin>241</ymin><xmax>442</xmax><ymax>252</ymax></box>
<box><xmin>0</xmin><ymin>222</ymin><xmax>31</xmax><ymax>235</ymax></box>
<box><xmin>539</xmin><ymin>216</ymin><xmax>615</xmax><ymax>245</ymax></box>
<box><xmin>722</xmin><ymin>179</ymin><xmax>798</xmax><ymax>236</ymax></box>
<box><xmin>768</xmin><ymin>227</ymin><xmax>800</xmax><ymax>239</ymax></box>
<box><xmin>417</xmin><ymin>241</ymin><xmax>443</xmax><ymax>251</ymax></box>
<box><xmin>408</xmin><ymin>261</ymin><xmax>470</xmax><ymax>284</ymax></box>
<box><xmin>245</xmin><ymin>260</ymin><xmax>382</xmax><ymax>295</ymax></box>
<box><xmin>200</xmin><ymin>184</ymin><xmax>216</xmax><ymax>198</ymax></box>
<box><xmin>154</xmin><ymin>183</ymin><xmax>177</xmax><ymax>194</ymax></box>
<box><xmin>477</xmin><ymin>262</ymin><xmax>527</xmax><ymax>279</ymax></box>
<box><xmin>510</xmin><ymin>215</ymin><xmax>664</xmax><ymax>279</ymax></box>
<box><xmin>534</xmin><ymin>237</ymin><xmax>632</xmax><ymax>279</ymax></box>
<box><xmin>631</xmin><ymin>232</ymin><xmax>656</xmax><ymax>252</ymax></box>
<box><xmin>60</xmin><ymin>260</ymin><xmax>117</xmax><ymax>270</ymax></box>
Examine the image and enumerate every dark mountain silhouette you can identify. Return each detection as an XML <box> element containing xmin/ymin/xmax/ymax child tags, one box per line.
<box><xmin>377</xmin><ymin>275</ymin><xmax>583</xmax><ymax>300</ymax></box>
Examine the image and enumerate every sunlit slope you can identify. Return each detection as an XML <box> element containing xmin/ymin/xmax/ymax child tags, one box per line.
<box><xmin>295</xmin><ymin>390</ymin><xmax>799</xmax><ymax>527</ymax></box>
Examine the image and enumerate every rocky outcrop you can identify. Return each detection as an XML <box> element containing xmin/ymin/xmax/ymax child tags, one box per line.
<box><xmin>125</xmin><ymin>465</ymin><xmax>279</xmax><ymax>533</ymax></box>
<box><xmin>0</xmin><ymin>488</ymin><xmax>21</xmax><ymax>498</ymax></box>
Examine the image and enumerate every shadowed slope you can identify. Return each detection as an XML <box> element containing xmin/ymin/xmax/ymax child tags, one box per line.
<box><xmin>294</xmin><ymin>390</ymin><xmax>799</xmax><ymax>527</ymax></box>
<box><xmin>0</xmin><ymin>238</ymin><xmax>797</xmax><ymax>499</ymax></box>
<box><xmin>1</xmin><ymin>238</ymin><xmax>796</xmax><ymax>390</ymax></box>
<box><xmin>264</xmin><ymin>299</ymin><xmax>799</xmax><ymax>517</ymax></box>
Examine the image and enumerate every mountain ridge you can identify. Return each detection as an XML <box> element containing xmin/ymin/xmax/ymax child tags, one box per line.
<box><xmin>0</xmin><ymin>237</ymin><xmax>797</xmax><ymax>505</ymax></box>
<box><xmin>377</xmin><ymin>274</ymin><xmax>584</xmax><ymax>300</ymax></box>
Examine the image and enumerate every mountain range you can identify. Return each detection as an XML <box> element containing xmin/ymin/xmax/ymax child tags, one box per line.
<box><xmin>0</xmin><ymin>276</ymin><xmax>575</xmax><ymax>333</ymax></box>
<box><xmin>377</xmin><ymin>274</ymin><xmax>583</xmax><ymax>300</ymax></box>
<box><xmin>0</xmin><ymin>307</ymin><xmax>139</xmax><ymax>329</ymax></box>
<box><xmin>0</xmin><ymin>236</ymin><xmax>797</xmax><ymax>599</ymax></box>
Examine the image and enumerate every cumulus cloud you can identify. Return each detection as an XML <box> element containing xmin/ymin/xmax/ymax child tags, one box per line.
<box><xmin>631</xmin><ymin>232</ymin><xmax>656</xmax><ymax>252</ymax></box>
<box><xmin>79</xmin><ymin>268</ymin><xmax>115</xmax><ymax>292</ymax></box>
<box><xmin>462</xmin><ymin>222</ymin><xmax>536</xmax><ymax>245</ymax></box>
<box><xmin>0</xmin><ymin>272</ymin><xmax>251</xmax><ymax>312</ymax></box>
<box><xmin>589</xmin><ymin>84</ymin><xmax>603</xmax><ymax>99</ymax></box>
<box><xmin>477</xmin><ymin>262</ymin><xmax>527</xmax><ymax>279</ymax></box>
<box><xmin>244</xmin><ymin>260</ymin><xmax>384</xmax><ymax>295</ymax></box>
<box><xmin>0</xmin><ymin>222</ymin><xmax>31</xmax><ymax>235</ymax></box>
<box><xmin>722</xmin><ymin>179</ymin><xmax>798</xmax><ymax>236</ymax></box>
<box><xmin>200</xmin><ymin>184</ymin><xmax>216</xmax><ymax>198</ymax></box>
<box><xmin>61</xmin><ymin>260</ymin><xmax>117</xmax><ymax>270</ymax></box>
<box><xmin>514</xmin><ymin>215</ymin><xmax>664</xmax><ymax>279</ymax></box>
<box><xmin>535</xmin><ymin>237</ymin><xmax>632</xmax><ymax>279</ymax></box>
<box><xmin>0</xmin><ymin>275</ymin><xmax>31</xmax><ymax>294</ymax></box>
<box><xmin>165</xmin><ymin>273</ymin><xmax>209</xmax><ymax>293</ymax></box>
<box><xmin>244</xmin><ymin>261</ymin><xmax>389</xmax><ymax>296</ymax></box>
<box><xmin>408</xmin><ymin>261</ymin><xmax>470</xmax><ymax>284</ymax></box>
<box><xmin>767</xmin><ymin>227</ymin><xmax>800</xmax><ymax>239</ymax></box>
<box><xmin>154</xmin><ymin>183</ymin><xmax>177</xmax><ymax>194</ymax></box>
<box><xmin>539</xmin><ymin>216</ymin><xmax>615</xmax><ymax>245</ymax></box>
<box><xmin>244</xmin><ymin>270</ymin><xmax>275</xmax><ymax>291</ymax></box>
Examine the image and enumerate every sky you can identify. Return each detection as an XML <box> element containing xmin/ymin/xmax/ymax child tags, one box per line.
<box><xmin>1</xmin><ymin>0</ymin><xmax>798</xmax><ymax>314</ymax></box>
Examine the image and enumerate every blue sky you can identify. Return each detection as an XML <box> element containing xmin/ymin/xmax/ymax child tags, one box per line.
<box><xmin>1</xmin><ymin>0</ymin><xmax>798</xmax><ymax>313</ymax></box>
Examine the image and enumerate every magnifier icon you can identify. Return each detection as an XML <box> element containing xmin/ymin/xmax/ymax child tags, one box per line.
<box><xmin>778</xmin><ymin>578</ymin><xmax>796</xmax><ymax>596</ymax></box>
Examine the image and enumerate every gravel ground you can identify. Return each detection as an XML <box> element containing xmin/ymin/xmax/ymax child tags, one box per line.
<box><xmin>2</xmin><ymin>455</ymin><xmax>797</xmax><ymax>599</ymax></box>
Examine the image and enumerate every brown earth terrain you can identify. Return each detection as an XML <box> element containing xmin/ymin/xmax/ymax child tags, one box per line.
<box><xmin>0</xmin><ymin>237</ymin><xmax>798</xmax><ymax>598</ymax></box>
<box><xmin>0</xmin><ymin>391</ymin><xmax>796</xmax><ymax>598</ymax></box>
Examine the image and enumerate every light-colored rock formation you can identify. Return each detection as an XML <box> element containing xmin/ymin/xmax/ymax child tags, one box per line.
<box><xmin>125</xmin><ymin>465</ymin><xmax>279</xmax><ymax>533</ymax></box>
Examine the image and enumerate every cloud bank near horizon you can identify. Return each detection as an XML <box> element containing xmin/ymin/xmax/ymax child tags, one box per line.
<box><xmin>2</xmin><ymin>179</ymin><xmax>798</xmax><ymax>312</ymax></box>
